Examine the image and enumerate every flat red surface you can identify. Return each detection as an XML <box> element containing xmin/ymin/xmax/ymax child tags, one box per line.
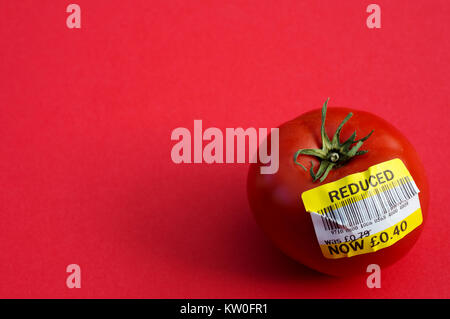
<box><xmin>0</xmin><ymin>0</ymin><xmax>449</xmax><ymax>298</ymax></box>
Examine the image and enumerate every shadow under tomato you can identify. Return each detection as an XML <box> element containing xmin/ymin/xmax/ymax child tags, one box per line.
<box><xmin>124</xmin><ymin>165</ymin><xmax>337</xmax><ymax>290</ymax></box>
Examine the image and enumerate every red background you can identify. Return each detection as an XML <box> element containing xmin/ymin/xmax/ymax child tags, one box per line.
<box><xmin>0</xmin><ymin>0</ymin><xmax>449</xmax><ymax>298</ymax></box>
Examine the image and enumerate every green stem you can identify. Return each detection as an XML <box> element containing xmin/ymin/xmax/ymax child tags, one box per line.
<box><xmin>293</xmin><ymin>99</ymin><xmax>374</xmax><ymax>182</ymax></box>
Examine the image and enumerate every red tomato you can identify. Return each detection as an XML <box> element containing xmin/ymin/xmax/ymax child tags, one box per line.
<box><xmin>247</xmin><ymin>100</ymin><xmax>429</xmax><ymax>276</ymax></box>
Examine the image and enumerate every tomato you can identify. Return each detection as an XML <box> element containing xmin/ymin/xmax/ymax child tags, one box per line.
<box><xmin>247</xmin><ymin>100</ymin><xmax>429</xmax><ymax>276</ymax></box>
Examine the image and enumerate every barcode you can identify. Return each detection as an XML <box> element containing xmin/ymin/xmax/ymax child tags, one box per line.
<box><xmin>319</xmin><ymin>176</ymin><xmax>418</xmax><ymax>231</ymax></box>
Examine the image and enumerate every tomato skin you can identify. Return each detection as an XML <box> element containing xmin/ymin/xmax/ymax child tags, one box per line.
<box><xmin>247</xmin><ymin>107</ymin><xmax>429</xmax><ymax>276</ymax></box>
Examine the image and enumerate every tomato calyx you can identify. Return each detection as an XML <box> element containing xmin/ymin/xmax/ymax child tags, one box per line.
<box><xmin>294</xmin><ymin>98</ymin><xmax>374</xmax><ymax>183</ymax></box>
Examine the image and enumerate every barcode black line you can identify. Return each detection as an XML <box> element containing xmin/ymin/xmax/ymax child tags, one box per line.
<box><xmin>318</xmin><ymin>176</ymin><xmax>418</xmax><ymax>231</ymax></box>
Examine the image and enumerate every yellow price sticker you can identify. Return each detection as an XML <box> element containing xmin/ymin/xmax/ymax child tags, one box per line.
<box><xmin>302</xmin><ymin>159</ymin><xmax>423</xmax><ymax>259</ymax></box>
